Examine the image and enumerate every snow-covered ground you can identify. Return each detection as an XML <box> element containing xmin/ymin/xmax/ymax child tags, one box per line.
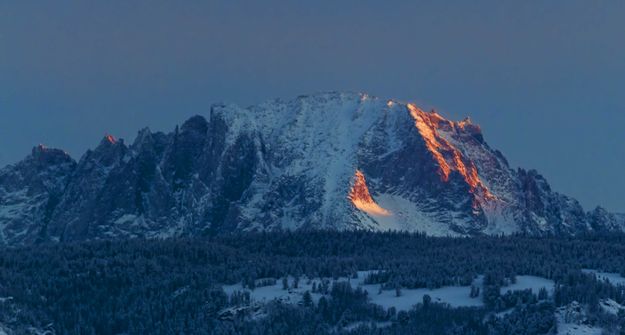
<box><xmin>582</xmin><ymin>269</ymin><xmax>625</xmax><ymax>286</ymax></box>
<box><xmin>343</xmin><ymin>321</ymin><xmax>392</xmax><ymax>332</ymax></box>
<box><xmin>599</xmin><ymin>298</ymin><xmax>625</xmax><ymax>315</ymax></box>
<box><xmin>223</xmin><ymin>272</ymin><xmax>555</xmax><ymax>312</ymax></box>
<box><xmin>555</xmin><ymin>302</ymin><xmax>603</xmax><ymax>335</ymax></box>
<box><xmin>371</xmin><ymin>194</ymin><xmax>463</xmax><ymax>236</ymax></box>
<box><xmin>501</xmin><ymin>275</ymin><xmax>555</xmax><ymax>295</ymax></box>
<box><xmin>363</xmin><ymin>274</ymin><xmax>485</xmax><ymax>309</ymax></box>
<box><xmin>556</xmin><ymin>322</ymin><xmax>603</xmax><ymax>335</ymax></box>
<box><xmin>223</xmin><ymin>271</ymin><xmax>483</xmax><ymax>311</ymax></box>
<box><xmin>223</xmin><ymin>277</ymin><xmax>325</xmax><ymax>305</ymax></box>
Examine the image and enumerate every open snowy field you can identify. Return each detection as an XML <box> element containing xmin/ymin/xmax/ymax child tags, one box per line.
<box><xmin>223</xmin><ymin>271</ymin><xmax>555</xmax><ymax>311</ymax></box>
<box><xmin>582</xmin><ymin>269</ymin><xmax>625</xmax><ymax>286</ymax></box>
<box><xmin>501</xmin><ymin>275</ymin><xmax>555</xmax><ymax>295</ymax></box>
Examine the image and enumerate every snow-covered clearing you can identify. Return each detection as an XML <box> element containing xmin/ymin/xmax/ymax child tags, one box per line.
<box><xmin>555</xmin><ymin>302</ymin><xmax>603</xmax><ymax>335</ymax></box>
<box><xmin>343</xmin><ymin>321</ymin><xmax>392</xmax><ymax>331</ymax></box>
<box><xmin>599</xmin><ymin>298</ymin><xmax>625</xmax><ymax>315</ymax></box>
<box><xmin>223</xmin><ymin>271</ymin><xmax>554</xmax><ymax>312</ymax></box>
<box><xmin>557</xmin><ymin>322</ymin><xmax>603</xmax><ymax>335</ymax></box>
<box><xmin>501</xmin><ymin>275</ymin><xmax>555</xmax><ymax>295</ymax></box>
<box><xmin>582</xmin><ymin>269</ymin><xmax>625</xmax><ymax>286</ymax></box>
<box><xmin>364</xmin><ymin>275</ymin><xmax>485</xmax><ymax>309</ymax></box>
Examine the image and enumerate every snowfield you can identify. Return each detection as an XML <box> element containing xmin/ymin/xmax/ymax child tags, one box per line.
<box><xmin>501</xmin><ymin>275</ymin><xmax>555</xmax><ymax>295</ymax></box>
<box><xmin>556</xmin><ymin>321</ymin><xmax>603</xmax><ymax>335</ymax></box>
<box><xmin>599</xmin><ymin>298</ymin><xmax>625</xmax><ymax>315</ymax></box>
<box><xmin>555</xmin><ymin>302</ymin><xmax>603</xmax><ymax>335</ymax></box>
<box><xmin>582</xmin><ymin>269</ymin><xmax>625</xmax><ymax>286</ymax></box>
<box><xmin>223</xmin><ymin>272</ymin><xmax>555</xmax><ymax>312</ymax></box>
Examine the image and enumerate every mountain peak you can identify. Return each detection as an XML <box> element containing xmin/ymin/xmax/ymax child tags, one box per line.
<box><xmin>407</xmin><ymin>104</ymin><xmax>492</xmax><ymax>199</ymax></box>
<box><xmin>0</xmin><ymin>92</ymin><xmax>622</xmax><ymax>245</ymax></box>
<box><xmin>181</xmin><ymin>115</ymin><xmax>208</xmax><ymax>134</ymax></box>
<box><xmin>132</xmin><ymin>128</ymin><xmax>153</xmax><ymax>148</ymax></box>
<box><xmin>97</xmin><ymin>134</ymin><xmax>125</xmax><ymax>148</ymax></box>
<box><xmin>89</xmin><ymin>134</ymin><xmax>127</xmax><ymax>166</ymax></box>
<box><xmin>29</xmin><ymin>144</ymin><xmax>74</xmax><ymax>166</ymax></box>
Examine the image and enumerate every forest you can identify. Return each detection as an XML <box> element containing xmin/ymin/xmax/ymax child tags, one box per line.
<box><xmin>1</xmin><ymin>231</ymin><xmax>625</xmax><ymax>334</ymax></box>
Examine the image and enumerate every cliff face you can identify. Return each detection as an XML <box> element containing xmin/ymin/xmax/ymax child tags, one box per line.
<box><xmin>1</xmin><ymin>92</ymin><xmax>623</xmax><ymax>245</ymax></box>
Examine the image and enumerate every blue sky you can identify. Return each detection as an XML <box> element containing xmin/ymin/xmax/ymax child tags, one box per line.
<box><xmin>1</xmin><ymin>1</ymin><xmax>624</xmax><ymax>212</ymax></box>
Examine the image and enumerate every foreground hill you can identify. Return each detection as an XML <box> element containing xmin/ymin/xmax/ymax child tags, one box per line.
<box><xmin>1</xmin><ymin>92</ymin><xmax>623</xmax><ymax>245</ymax></box>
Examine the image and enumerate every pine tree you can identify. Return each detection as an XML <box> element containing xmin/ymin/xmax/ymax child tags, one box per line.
<box><xmin>282</xmin><ymin>277</ymin><xmax>289</xmax><ymax>290</ymax></box>
<box><xmin>423</xmin><ymin>294</ymin><xmax>432</xmax><ymax>308</ymax></box>
<box><xmin>302</xmin><ymin>291</ymin><xmax>313</xmax><ymax>307</ymax></box>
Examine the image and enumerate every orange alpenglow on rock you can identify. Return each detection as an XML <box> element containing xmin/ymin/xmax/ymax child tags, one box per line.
<box><xmin>407</xmin><ymin>104</ymin><xmax>494</xmax><ymax>199</ymax></box>
<box><xmin>105</xmin><ymin>135</ymin><xmax>117</xmax><ymax>144</ymax></box>
<box><xmin>348</xmin><ymin>170</ymin><xmax>391</xmax><ymax>216</ymax></box>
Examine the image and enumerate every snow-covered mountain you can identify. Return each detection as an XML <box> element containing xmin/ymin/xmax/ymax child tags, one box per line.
<box><xmin>1</xmin><ymin>92</ymin><xmax>623</xmax><ymax>245</ymax></box>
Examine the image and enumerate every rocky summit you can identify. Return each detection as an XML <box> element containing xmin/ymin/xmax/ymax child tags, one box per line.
<box><xmin>1</xmin><ymin>92</ymin><xmax>623</xmax><ymax>245</ymax></box>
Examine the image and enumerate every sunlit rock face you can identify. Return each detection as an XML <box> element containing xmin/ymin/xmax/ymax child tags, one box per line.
<box><xmin>349</xmin><ymin>170</ymin><xmax>391</xmax><ymax>217</ymax></box>
<box><xmin>1</xmin><ymin>92</ymin><xmax>624</xmax><ymax>245</ymax></box>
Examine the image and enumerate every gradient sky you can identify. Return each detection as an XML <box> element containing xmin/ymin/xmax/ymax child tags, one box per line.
<box><xmin>1</xmin><ymin>1</ymin><xmax>624</xmax><ymax>212</ymax></box>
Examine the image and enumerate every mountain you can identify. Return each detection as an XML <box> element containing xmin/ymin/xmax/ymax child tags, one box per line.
<box><xmin>1</xmin><ymin>92</ymin><xmax>623</xmax><ymax>245</ymax></box>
